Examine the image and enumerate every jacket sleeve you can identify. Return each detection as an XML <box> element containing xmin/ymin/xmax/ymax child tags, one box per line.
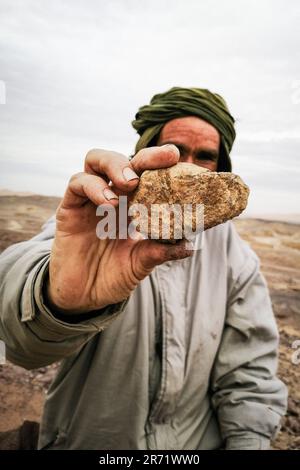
<box><xmin>210</xmin><ymin>224</ymin><xmax>288</xmax><ymax>450</ymax></box>
<box><xmin>0</xmin><ymin>216</ymin><xmax>127</xmax><ymax>370</ymax></box>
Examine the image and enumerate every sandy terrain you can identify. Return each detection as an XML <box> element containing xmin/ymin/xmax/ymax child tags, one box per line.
<box><xmin>0</xmin><ymin>194</ymin><xmax>299</xmax><ymax>449</ymax></box>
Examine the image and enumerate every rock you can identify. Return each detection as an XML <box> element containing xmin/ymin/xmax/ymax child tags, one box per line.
<box><xmin>129</xmin><ymin>162</ymin><xmax>249</xmax><ymax>241</ymax></box>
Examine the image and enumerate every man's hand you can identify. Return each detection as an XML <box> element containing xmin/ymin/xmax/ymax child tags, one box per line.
<box><xmin>47</xmin><ymin>145</ymin><xmax>193</xmax><ymax>314</ymax></box>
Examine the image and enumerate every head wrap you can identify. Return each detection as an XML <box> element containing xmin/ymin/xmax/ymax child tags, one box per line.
<box><xmin>131</xmin><ymin>87</ymin><xmax>236</xmax><ymax>171</ymax></box>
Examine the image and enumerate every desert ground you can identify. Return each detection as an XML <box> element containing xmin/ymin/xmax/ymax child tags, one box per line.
<box><xmin>0</xmin><ymin>193</ymin><xmax>299</xmax><ymax>449</ymax></box>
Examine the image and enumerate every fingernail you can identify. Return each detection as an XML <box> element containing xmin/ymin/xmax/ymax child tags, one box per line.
<box><xmin>123</xmin><ymin>167</ymin><xmax>139</xmax><ymax>182</ymax></box>
<box><xmin>103</xmin><ymin>188</ymin><xmax>118</xmax><ymax>200</ymax></box>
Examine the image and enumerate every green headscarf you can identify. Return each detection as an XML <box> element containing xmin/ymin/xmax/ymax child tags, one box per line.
<box><xmin>131</xmin><ymin>87</ymin><xmax>236</xmax><ymax>172</ymax></box>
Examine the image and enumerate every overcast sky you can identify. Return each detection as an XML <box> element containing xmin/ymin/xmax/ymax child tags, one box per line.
<box><xmin>0</xmin><ymin>0</ymin><xmax>299</xmax><ymax>215</ymax></box>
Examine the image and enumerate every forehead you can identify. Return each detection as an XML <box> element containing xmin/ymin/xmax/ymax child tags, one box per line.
<box><xmin>158</xmin><ymin>116</ymin><xmax>220</xmax><ymax>146</ymax></box>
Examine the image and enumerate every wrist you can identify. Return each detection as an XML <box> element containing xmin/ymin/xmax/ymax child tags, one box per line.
<box><xmin>44</xmin><ymin>278</ymin><xmax>101</xmax><ymax>315</ymax></box>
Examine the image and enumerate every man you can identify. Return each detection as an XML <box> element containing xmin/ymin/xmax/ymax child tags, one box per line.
<box><xmin>0</xmin><ymin>87</ymin><xmax>287</xmax><ymax>450</ymax></box>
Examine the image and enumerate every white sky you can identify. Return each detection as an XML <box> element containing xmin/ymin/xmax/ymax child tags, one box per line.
<box><xmin>0</xmin><ymin>0</ymin><xmax>299</xmax><ymax>215</ymax></box>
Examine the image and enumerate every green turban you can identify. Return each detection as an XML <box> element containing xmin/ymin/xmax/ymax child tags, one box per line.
<box><xmin>131</xmin><ymin>87</ymin><xmax>236</xmax><ymax>172</ymax></box>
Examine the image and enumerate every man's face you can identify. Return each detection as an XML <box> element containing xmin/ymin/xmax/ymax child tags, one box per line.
<box><xmin>156</xmin><ymin>116</ymin><xmax>220</xmax><ymax>171</ymax></box>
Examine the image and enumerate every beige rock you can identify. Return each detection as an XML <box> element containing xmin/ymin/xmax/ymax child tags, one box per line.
<box><xmin>129</xmin><ymin>162</ymin><xmax>249</xmax><ymax>241</ymax></box>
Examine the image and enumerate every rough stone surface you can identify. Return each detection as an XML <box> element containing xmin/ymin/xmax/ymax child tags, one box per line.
<box><xmin>129</xmin><ymin>162</ymin><xmax>249</xmax><ymax>240</ymax></box>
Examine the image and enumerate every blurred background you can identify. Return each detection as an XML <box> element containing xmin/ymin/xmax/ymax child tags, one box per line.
<box><xmin>0</xmin><ymin>0</ymin><xmax>299</xmax><ymax>216</ymax></box>
<box><xmin>0</xmin><ymin>0</ymin><xmax>300</xmax><ymax>450</ymax></box>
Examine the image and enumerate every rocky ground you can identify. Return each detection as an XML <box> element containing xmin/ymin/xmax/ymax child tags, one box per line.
<box><xmin>0</xmin><ymin>194</ymin><xmax>299</xmax><ymax>449</ymax></box>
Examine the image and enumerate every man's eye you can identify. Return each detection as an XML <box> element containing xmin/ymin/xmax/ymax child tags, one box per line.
<box><xmin>196</xmin><ymin>153</ymin><xmax>214</xmax><ymax>161</ymax></box>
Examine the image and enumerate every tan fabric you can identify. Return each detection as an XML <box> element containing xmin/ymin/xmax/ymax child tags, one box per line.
<box><xmin>0</xmin><ymin>217</ymin><xmax>287</xmax><ymax>450</ymax></box>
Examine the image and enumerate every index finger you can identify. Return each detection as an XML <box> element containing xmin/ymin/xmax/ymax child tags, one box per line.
<box><xmin>130</xmin><ymin>144</ymin><xmax>180</xmax><ymax>175</ymax></box>
<box><xmin>84</xmin><ymin>145</ymin><xmax>180</xmax><ymax>194</ymax></box>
